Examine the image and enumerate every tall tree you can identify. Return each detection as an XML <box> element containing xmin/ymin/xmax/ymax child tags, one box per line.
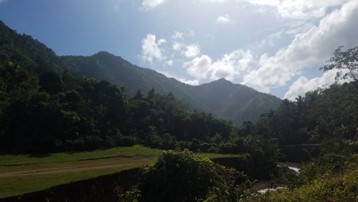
<box><xmin>321</xmin><ymin>46</ymin><xmax>358</xmax><ymax>83</ymax></box>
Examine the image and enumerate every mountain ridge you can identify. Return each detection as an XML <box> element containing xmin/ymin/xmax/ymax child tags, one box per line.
<box><xmin>61</xmin><ymin>51</ymin><xmax>282</xmax><ymax>125</ymax></box>
<box><xmin>0</xmin><ymin>20</ymin><xmax>281</xmax><ymax>125</ymax></box>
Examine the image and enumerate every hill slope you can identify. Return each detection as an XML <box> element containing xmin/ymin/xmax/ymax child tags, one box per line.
<box><xmin>0</xmin><ymin>20</ymin><xmax>281</xmax><ymax>125</ymax></box>
<box><xmin>61</xmin><ymin>52</ymin><xmax>281</xmax><ymax>124</ymax></box>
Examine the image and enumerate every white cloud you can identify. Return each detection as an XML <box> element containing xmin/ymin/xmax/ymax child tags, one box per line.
<box><xmin>284</xmin><ymin>69</ymin><xmax>347</xmax><ymax>100</ymax></box>
<box><xmin>172</xmin><ymin>31</ymin><xmax>183</xmax><ymax>39</ymax></box>
<box><xmin>0</xmin><ymin>0</ymin><xmax>7</xmax><ymax>4</ymax></box>
<box><xmin>243</xmin><ymin>0</ymin><xmax>358</xmax><ymax>93</ymax></box>
<box><xmin>141</xmin><ymin>34</ymin><xmax>167</xmax><ymax>63</ymax></box>
<box><xmin>142</xmin><ymin>0</ymin><xmax>165</xmax><ymax>10</ymax></box>
<box><xmin>172</xmin><ymin>42</ymin><xmax>183</xmax><ymax>51</ymax></box>
<box><xmin>178</xmin><ymin>78</ymin><xmax>200</xmax><ymax>85</ymax></box>
<box><xmin>211</xmin><ymin>50</ymin><xmax>253</xmax><ymax>81</ymax></box>
<box><xmin>184</xmin><ymin>44</ymin><xmax>201</xmax><ymax>58</ymax></box>
<box><xmin>248</xmin><ymin>0</ymin><xmax>346</xmax><ymax>19</ymax></box>
<box><xmin>248</xmin><ymin>0</ymin><xmax>279</xmax><ymax>6</ymax></box>
<box><xmin>184</xmin><ymin>55</ymin><xmax>212</xmax><ymax>80</ymax></box>
<box><xmin>170</xmin><ymin>31</ymin><xmax>201</xmax><ymax>58</ymax></box>
<box><xmin>158</xmin><ymin>70</ymin><xmax>199</xmax><ymax>85</ymax></box>
<box><xmin>196</xmin><ymin>0</ymin><xmax>227</xmax><ymax>3</ymax></box>
<box><xmin>257</xmin><ymin>31</ymin><xmax>283</xmax><ymax>49</ymax></box>
<box><xmin>284</xmin><ymin>21</ymin><xmax>315</xmax><ymax>36</ymax></box>
<box><xmin>216</xmin><ymin>14</ymin><xmax>231</xmax><ymax>23</ymax></box>
<box><xmin>184</xmin><ymin>49</ymin><xmax>254</xmax><ymax>81</ymax></box>
<box><xmin>166</xmin><ymin>60</ymin><xmax>174</xmax><ymax>66</ymax></box>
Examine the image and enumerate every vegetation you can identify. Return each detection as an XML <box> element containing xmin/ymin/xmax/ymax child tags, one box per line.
<box><xmin>245</xmin><ymin>82</ymin><xmax>358</xmax><ymax>147</ymax></box>
<box><xmin>245</xmin><ymin>154</ymin><xmax>358</xmax><ymax>202</ymax></box>
<box><xmin>321</xmin><ymin>46</ymin><xmax>358</xmax><ymax>83</ymax></box>
<box><xmin>0</xmin><ymin>145</ymin><xmax>160</xmax><ymax>198</ymax></box>
<box><xmin>119</xmin><ymin>150</ymin><xmax>251</xmax><ymax>202</ymax></box>
<box><xmin>61</xmin><ymin>52</ymin><xmax>281</xmax><ymax>125</ymax></box>
<box><xmin>0</xmin><ymin>21</ymin><xmax>235</xmax><ymax>153</ymax></box>
<box><xmin>0</xmin><ymin>146</ymin><xmax>241</xmax><ymax>198</ymax></box>
<box><xmin>242</xmin><ymin>46</ymin><xmax>358</xmax><ymax>201</ymax></box>
<box><xmin>1</xmin><ymin>20</ymin><xmax>358</xmax><ymax>201</ymax></box>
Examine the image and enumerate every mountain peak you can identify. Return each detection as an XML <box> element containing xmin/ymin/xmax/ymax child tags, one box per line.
<box><xmin>205</xmin><ymin>78</ymin><xmax>233</xmax><ymax>86</ymax></box>
<box><xmin>92</xmin><ymin>51</ymin><xmax>116</xmax><ymax>58</ymax></box>
<box><xmin>216</xmin><ymin>78</ymin><xmax>231</xmax><ymax>83</ymax></box>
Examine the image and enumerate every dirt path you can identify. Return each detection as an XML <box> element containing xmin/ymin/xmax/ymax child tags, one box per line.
<box><xmin>0</xmin><ymin>156</ymin><xmax>151</xmax><ymax>178</ymax></box>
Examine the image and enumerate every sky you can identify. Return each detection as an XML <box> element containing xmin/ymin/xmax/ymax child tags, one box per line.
<box><xmin>0</xmin><ymin>0</ymin><xmax>357</xmax><ymax>100</ymax></box>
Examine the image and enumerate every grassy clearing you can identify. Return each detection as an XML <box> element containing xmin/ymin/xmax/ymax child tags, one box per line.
<box><xmin>0</xmin><ymin>163</ymin><xmax>142</xmax><ymax>199</ymax></box>
<box><xmin>0</xmin><ymin>145</ymin><xmax>162</xmax><ymax>166</ymax></box>
<box><xmin>0</xmin><ymin>145</ymin><xmax>161</xmax><ymax>198</ymax></box>
<box><xmin>0</xmin><ymin>145</ymin><xmax>241</xmax><ymax>198</ymax></box>
<box><xmin>198</xmin><ymin>152</ymin><xmax>244</xmax><ymax>159</ymax></box>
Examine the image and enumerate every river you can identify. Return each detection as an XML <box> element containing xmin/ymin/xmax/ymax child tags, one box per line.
<box><xmin>253</xmin><ymin>163</ymin><xmax>300</xmax><ymax>194</ymax></box>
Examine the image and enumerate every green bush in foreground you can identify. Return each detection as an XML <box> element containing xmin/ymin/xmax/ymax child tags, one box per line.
<box><xmin>134</xmin><ymin>150</ymin><xmax>247</xmax><ymax>202</ymax></box>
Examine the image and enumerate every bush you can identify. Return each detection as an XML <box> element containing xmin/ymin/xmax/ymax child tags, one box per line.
<box><xmin>137</xmin><ymin>150</ymin><xmax>239</xmax><ymax>202</ymax></box>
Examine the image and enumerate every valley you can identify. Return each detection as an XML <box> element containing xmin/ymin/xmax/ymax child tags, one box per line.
<box><xmin>0</xmin><ymin>19</ymin><xmax>357</xmax><ymax>201</ymax></box>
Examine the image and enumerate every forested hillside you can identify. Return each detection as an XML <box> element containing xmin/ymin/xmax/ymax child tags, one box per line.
<box><xmin>0</xmin><ymin>21</ymin><xmax>238</xmax><ymax>153</ymax></box>
<box><xmin>1</xmin><ymin>20</ymin><xmax>357</xmax><ymax>201</ymax></box>
<box><xmin>61</xmin><ymin>52</ymin><xmax>281</xmax><ymax>125</ymax></box>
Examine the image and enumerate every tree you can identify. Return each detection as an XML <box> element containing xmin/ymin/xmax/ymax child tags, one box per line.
<box><xmin>39</xmin><ymin>71</ymin><xmax>64</xmax><ymax>94</ymax></box>
<box><xmin>321</xmin><ymin>46</ymin><xmax>358</xmax><ymax>83</ymax></box>
<box><xmin>138</xmin><ymin>151</ymin><xmax>239</xmax><ymax>202</ymax></box>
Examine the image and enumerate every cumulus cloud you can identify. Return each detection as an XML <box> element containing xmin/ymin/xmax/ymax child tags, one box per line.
<box><xmin>178</xmin><ymin>78</ymin><xmax>200</xmax><ymax>85</ymax></box>
<box><xmin>141</xmin><ymin>34</ymin><xmax>166</xmax><ymax>63</ymax></box>
<box><xmin>172</xmin><ymin>42</ymin><xmax>183</xmax><ymax>51</ymax></box>
<box><xmin>248</xmin><ymin>0</ymin><xmax>346</xmax><ymax>19</ymax></box>
<box><xmin>284</xmin><ymin>69</ymin><xmax>348</xmax><ymax>100</ymax></box>
<box><xmin>184</xmin><ymin>44</ymin><xmax>200</xmax><ymax>58</ymax></box>
<box><xmin>170</xmin><ymin>32</ymin><xmax>200</xmax><ymax>58</ymax></box>
<box><xmin>142</xmin><ymin>0</ymin><xmax>165</xmax><ymax>10</ymax></box>
<box><xmin>216</xmin><ymin>14</ymin><xmax>231</xmax><ymax>23</ymax></box>
<box><xmin>158</xmin><ymin>70</ymin><xmax>199</xmax><ymax>85</ymax></box>
<box><xmin>184</xmin><ymin>55</ymin><xmax>212</xmax><ymax>80</ymax></box>
<box><xmin>243</xmin><ymin>0</ymin><xmax>358</xmax><ymax>93</ymax></box>
<box><xmin>184</xmin><ymin>49</ymin><xmax>254</xmax><ymax>81</ymax></box>
<box><xmin>210</xmin><ymin>50</ymin><xmax>253</xmax><ymax>81</ymax></box>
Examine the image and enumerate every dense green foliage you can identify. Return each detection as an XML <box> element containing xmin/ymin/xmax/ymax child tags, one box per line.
<box><xmin>245</xmin><ymin>154</ymin><xmax>358</xmax><ymax>202</ymax></box>
<box><xmin>121</xmin><ymin>151</ymin><xmax>248</xmax><ymax>202</ymax></box>
<box><xmin>242</xmin><ymin>46</ymin><xmax>358</xmax><ymax>201</ymax></box>
<box><xmin>1</xmin><ymin>20</ymin><xmax>358</xmax><ymax>201</ymax></box>
<box><xmin>0</xmin><ymin>62</ymin><xmax>234</xmax><ymax>152</ymax></box>
<box><xmin>243</xmin><ymin>82</ymin><xmax>358</xmax><ymax>146</ymax></box>
<box><xmin>0</xmin><ymin>21</ymin><xmax>235</xmax><ymax>153</ymax></box>
<box><xmin>61</xmin><ymin>52</ymin><xmax>281</xmax><ymax>125</ymax></box>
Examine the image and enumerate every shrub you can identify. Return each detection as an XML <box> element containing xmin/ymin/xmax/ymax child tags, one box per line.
<box><xmin>137</xmin><ymin>150</ymin><xmax>239</xmax><ymax>202</ymax></box>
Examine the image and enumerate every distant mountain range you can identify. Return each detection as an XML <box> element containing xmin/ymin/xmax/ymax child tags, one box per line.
<box><xmin>0</xmin><ymin>20</ymin><xmax>281</xmax><ymax>125</ymax></box>
<box><xmin>61</xmin><ymin>52</ymin><xmax>281</xmax><ymax>125</ymax></box>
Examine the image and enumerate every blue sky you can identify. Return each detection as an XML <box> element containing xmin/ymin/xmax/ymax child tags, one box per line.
<box><xmin>1</xmin><ymin>0</ymin><xmax>357</xmax><ymax>100</ymax></box>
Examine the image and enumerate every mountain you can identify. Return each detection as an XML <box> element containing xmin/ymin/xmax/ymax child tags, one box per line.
<box><xmin>61</xmin><ymin>52</ymin><xmax>281</xmax><ymax>125</ymax></box>
<box><xmin>60</xmin><ymin>52</ymin><xmax>199</xmax><ymax>107</ymax></box>
<box><xmin>0</xmin><ymin>21</ymin><xmax>61</xmax><ymax>74</ymax></box>
<box><xmin>188</xmin><ymin>79</ymin><xmax>281</xmax><ymax>124</ymax></box>
<box><xmin>0</xmin><ymin>20</ymin><xmax>280</xmax><ymax>125</ymax></box>
<box><xmin>0</xmin><ymin>20</ymin><xmax>236</xmax><ymax>152</ymax></box>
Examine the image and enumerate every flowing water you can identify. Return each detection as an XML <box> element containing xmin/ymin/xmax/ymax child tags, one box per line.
<box><xmin>254</xmin><ymin>163</ymin><xmax>300</xmax><ymax>194</ymax></box>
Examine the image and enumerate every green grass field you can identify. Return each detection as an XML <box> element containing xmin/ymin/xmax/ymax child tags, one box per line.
<box><xmin>0</xmin><ymin>145</ymin><xmax>241</xmax><ymax>198</ymax></box>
